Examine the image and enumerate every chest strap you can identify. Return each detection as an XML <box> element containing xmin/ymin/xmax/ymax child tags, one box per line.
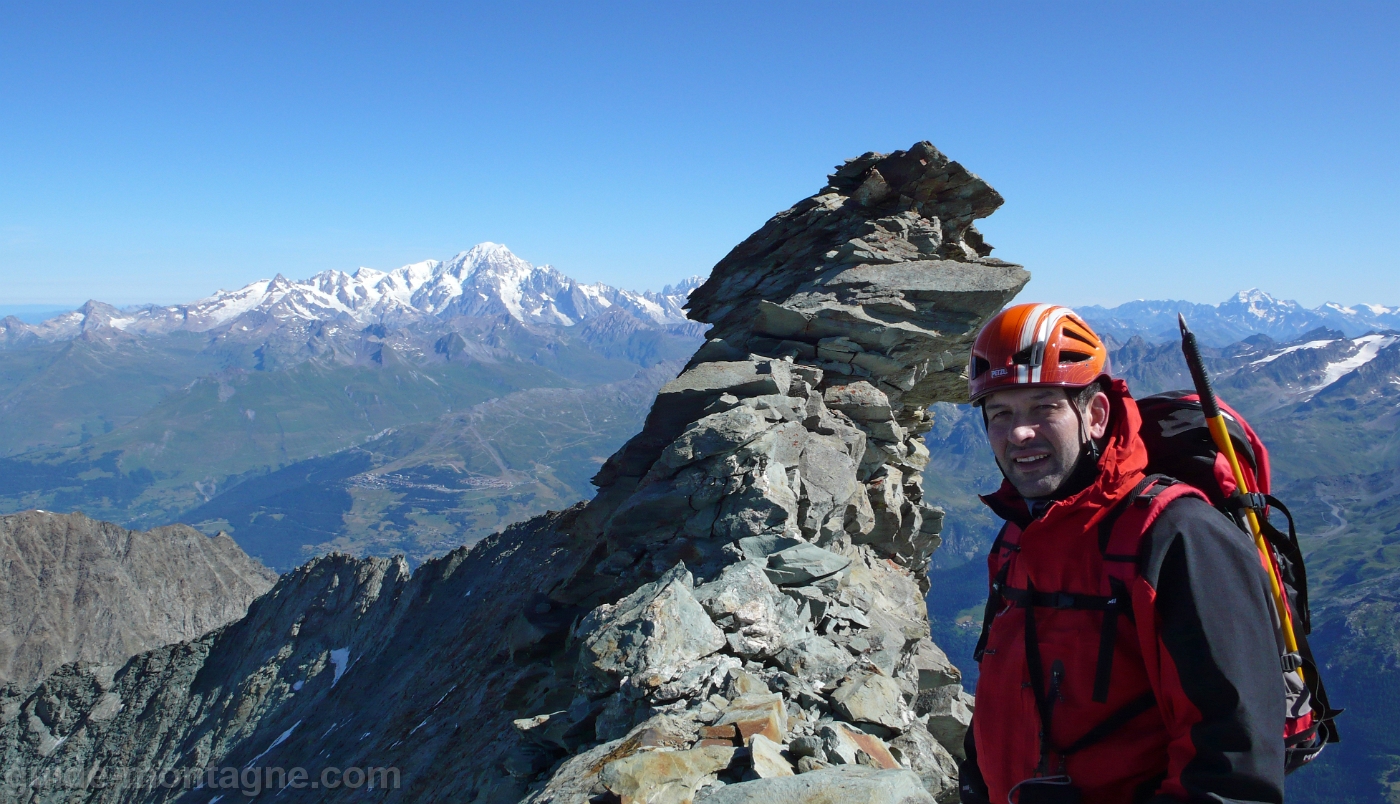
<box><xmin>1000</xmin><ymin>587</ymin><xmax>1117</xmax><ymax>611</ymax></box>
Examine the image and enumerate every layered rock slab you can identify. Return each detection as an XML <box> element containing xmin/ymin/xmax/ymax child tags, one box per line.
<box><xmin>0</xmin><ymin>142</ymin><xmax>1024</xmax><ymax>804</ymax></box>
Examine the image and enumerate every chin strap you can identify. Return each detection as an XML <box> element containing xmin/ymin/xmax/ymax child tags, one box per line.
<box><xmin>1058</xmin><ymin>399</ymin><xmax>1103</xmax><ymax>499</ymax></box>
<box><xmin>1071</xmin><ymin>395</ymin><xmax>1102</xmax><ymax>464</ymax></box>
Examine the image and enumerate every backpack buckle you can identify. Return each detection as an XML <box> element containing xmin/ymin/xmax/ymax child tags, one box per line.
<box><xmin>1233</xmin><ymin>491</ymin><xmax>1268</xmax><ymax>512</ymax></box>
<box><xmin>1133</xmin><ymin>475</ymin><xmax>1179</xmax><ymax>506</ymax></box>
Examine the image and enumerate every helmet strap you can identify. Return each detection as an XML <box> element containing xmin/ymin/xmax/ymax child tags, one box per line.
<box><xmin>1055</xmin><ymin>391</ymin><xmax>1104</xmax><ymax>499</ymax></box>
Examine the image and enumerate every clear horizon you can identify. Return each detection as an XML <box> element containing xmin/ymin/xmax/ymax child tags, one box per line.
<box><xmin>2</xmin><ymin>2</ymin><xmax>1396</xmax><ymax>309</ymax></box>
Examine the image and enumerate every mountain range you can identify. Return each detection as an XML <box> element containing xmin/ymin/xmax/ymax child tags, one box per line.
<box><xmin>0</xmin><ymin>244</ymin><xmax>706</xmax><ymax>570</ymax></box>
<box><xmin>1</xmin><ymin>242</ymin><xmax>700</xmax><ymax>343</ymax></box>
<box><xmin>1079</xmin><ymin>288</ymin><xmax>1400</xmax><ymax>347</ymax></box>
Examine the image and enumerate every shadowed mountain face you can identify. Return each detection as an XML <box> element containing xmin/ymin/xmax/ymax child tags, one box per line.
<box><xmin>0</xmin><ymin>511</ymin><xmax>276</xmax><ymax>688</ymax></box>
<box><xmin>0</xmin><ymin>142</ymin><xmax>1025</xmax><ymax>804</ymax></box>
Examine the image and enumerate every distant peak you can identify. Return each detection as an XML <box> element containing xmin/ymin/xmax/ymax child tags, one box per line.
<box><xmin>662</xmin><ymin>275</ymin><xmax>707</xmax><ymax>297</ymax></box>
<box><xmin>454</xmin><ymin>242</ymin><xmax>517</xmax><ymax>262</ymax></box>
<box><xmin>1230</xmin><ymin>288</ymin><xmax>1274</xmax><ymax>303</ymax></box>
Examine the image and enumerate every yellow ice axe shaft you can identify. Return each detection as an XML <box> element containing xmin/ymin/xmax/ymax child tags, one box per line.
<box><xmin>1178</xmin><ymin>315</ymin><xmax>1302</xmax><ymax>677</ymax></box>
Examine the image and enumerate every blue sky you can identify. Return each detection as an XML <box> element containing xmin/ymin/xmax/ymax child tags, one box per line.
<box><xmin>1</xmin><ymin>1</ymin><xmax>1396</xmax><ymax>309</ymax></box>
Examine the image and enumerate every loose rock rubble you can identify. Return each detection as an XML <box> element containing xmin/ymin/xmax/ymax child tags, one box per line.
<box><xmin>0</xmin><ymin>142</ymin><xmax>1024</xmax><ymax>804</ymax></box>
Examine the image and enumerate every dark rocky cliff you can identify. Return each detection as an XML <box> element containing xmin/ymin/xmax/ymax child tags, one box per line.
<box><xmin>0</xmin><ymin>142</ymin><xmax>1026</xmax><ymax>804</ymax></box>
<box><xmin>0</xmin><ymin>511</ymin><xmax>276</xmax><ymax>688</ymax></box>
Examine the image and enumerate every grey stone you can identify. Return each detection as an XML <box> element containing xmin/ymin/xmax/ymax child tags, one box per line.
<box><xmin>798</xmin><ymin>436</ymin><xmax>861</xmax><ymax>535</ymax></box>
<box><xmin>824</xmin><ymin>603</ymin><xmax>871</xmax><ymax>629</ymax></box>
<box><xmin>653</xmin><ymin>654</ymin><xmax>743</xmax><ymax>703</ymax></box>
<box><xmin>737</xmin><ymin>421</ymin><xmax>809</xmax><ymax>469</ymax></box>
<box><xmin>601</xmin><ymin>744</ymin><xmax>739</xmax><ymax>804</ymax></box>
<box><xmin>594</xmin><ymin>689</ymin><xmax>644</xmax><ymax>742</ymax></box>
<box><xmin>652</xmin><ymin>406</ymin><xmax>775</xmax><ymax>475</ymax></box>
<box><xmin>738</xmin><ymin>534</ymin><xmax>803</xmax><ymax>560</ymax></box>
<box><xmin>577</xmin><ymin>563</ymin><xmax>727</xmax><ymax>690</ymax></box>
<box><xmin>837</xmin><ymin>619</ymin><xmax>908</xmax><ymax>678</ymax></box>
<box><xmin>765</xmin><ymin>543</ymin><xmax>852</xmax><ymax>586</ymax></box>
<box><xmin>602</xmin><ymin>475</ymin><xmax>696</xmax><ymax>542</ymax></box>
<box><xmin>695</xmin><ymin>561</ymin><xmax>804</xmax><ymax>659</ymax></box>
<box><xmin>728</xmin><ymin>669</ymin><xmax>769</xmax><ymax>697</ymax></box>
<box><xmin>782</xmin><ymin>586</ymin><xmax>830</xmax><ymax>624</ymax></box>
<box><xmin>889</xmin><ymin>726</ymin><xmax>960</xmax><ymax>803</ymax></box>
<box><xmin>697</xmin><ymin>766</ymin><xmax>934</xmax><ymax>804</ymax></box>
<box><xmin>864</xmin><ymin>419</ymin><xmax>907</xmax><ymax>443</ymax></box>
<box><xmin>831</xmin><ymin>673</ymin><xmax>907</xmax><ymax>733</ymax></box>
<box><xmin>788</xmin><ymin>734</ymin><xmax>825</xmax><ymax>759</ymax></box>
<box><xmin>903</xmin><ymin>438</ymin><xmax>931</xmax><ymax>470</ymax></box>
<box><xmin>906</xmin><ymin>639</ymin><xmax>961</xmax><ymax>706</ymax></box>
<box><xmin>705</xmin><ymin>392</ymin><xmax>744</xmax><ymax>415</ymax></box>
<box><xmin>661</xmin><ymin>359</ymin><xmax>793</xmax><ymax>400</ymax></box>
<box><xmin>747</xmin><ymin>733</ymin><xmax>794</xmax><ymax>778</ymax></box>
<box><xmin>743</xmin><ymin>394</ymin><xmax>806</xmax><ymax>423</ymax></box>
<box><xmin>823</xmin><ymin>382</ymin><xmax>893</xmax><ymax>421</ymax></box>
<box><xmin>775</xmin><ymin>636</ymin><xmax>855</xmax><ymax>687</ymax></box>
<box><xmin>513</xmin><ymin>708</ymin><xmax>599</xmax><ymax>752</ymax></box>
<box><xmin>923</xmin><ymin>688</ymin><xmax>974</xmax><ymax>759</ymax></box>
<box><xmin>816</xmin><ymin>722</ymin><xmax>901</xmax><ymax>769</ymax></box>
<box><xmin>713</xmin><ymin>463</ymin><xmax>802</xmax><ymax>541</ymax></box>
<box><xmin>521</xmin><ymin>737</ymin><xmax>629</xmax><ymax>804</ymax></box>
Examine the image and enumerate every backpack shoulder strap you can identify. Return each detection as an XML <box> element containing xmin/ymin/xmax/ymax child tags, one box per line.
<box><xmin>1100</xmin><ymin>475</ymin><xmax>1210</xmax><ymax>575</ymax></box>
<box><xmin>1088</xmin><ymin>475</ymin><xmax>1208</xmax><ymax>702</ymax></box>
<box><xmin>973</xmin><ymin>522</ymin><xmax>1016</xmax><ymax>664</ymax></box>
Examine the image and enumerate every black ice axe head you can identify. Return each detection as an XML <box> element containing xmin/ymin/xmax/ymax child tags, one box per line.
<box><xmin>1178</xmin><ymin>314</ymin><xmax>1221</xmax><ymax>419</ymax></box>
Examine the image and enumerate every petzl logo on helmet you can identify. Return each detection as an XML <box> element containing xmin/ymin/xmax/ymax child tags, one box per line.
<box><xmin>990</xmin><ymin>368</ymin><xmax>1009</xmax><ymax>377</ymax></box>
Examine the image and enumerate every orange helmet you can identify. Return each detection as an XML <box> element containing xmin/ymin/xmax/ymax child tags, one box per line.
<box><xmin>968</xmin><ymin>303</ymin><xmax>1110</xmax><ymax>403</ymax></box>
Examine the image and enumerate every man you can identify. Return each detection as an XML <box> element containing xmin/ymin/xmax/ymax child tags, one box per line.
<box><xmin>958</xmin><ymin>304</ymin><xmax>1285</xmax><ymax>804</ymax></box>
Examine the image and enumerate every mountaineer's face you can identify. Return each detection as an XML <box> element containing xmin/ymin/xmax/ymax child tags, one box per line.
<box><xmin>983</xmin><ymin>387</ymin><xmax>1094</xmax><ymax>499</ymax></box>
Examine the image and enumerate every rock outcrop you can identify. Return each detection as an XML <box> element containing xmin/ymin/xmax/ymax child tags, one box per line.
<box><xmin>0</xmin><ymin>511</ymin><xmax>277</xmax><ymax>687</ymax></box>
<box><xmin>0</xmin><ymin>142</ymin><xmax>1025</xmax><ymax>804</ymax></box>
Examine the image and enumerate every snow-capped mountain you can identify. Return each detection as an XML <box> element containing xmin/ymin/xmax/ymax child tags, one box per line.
<box><xmin>1080</xmin><ymin>289</ymin><xmax>1400</xmax><ymax>347</ymax></box>
<box><xmin>4</xmin><ymin>244</ymin><xmax>705</xmax><ymax>343</ymax></box>
<box><xmin>1230</xmin><ymin>329</ymin><xmax>1400</xmax><ymax>404</ymax></box>
<box><xmin>1105</xmin><ymin>324</ymin><xmax>1400</xmax><ymax>419</ymax></box>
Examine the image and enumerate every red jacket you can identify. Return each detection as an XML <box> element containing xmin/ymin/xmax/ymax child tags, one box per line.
<box><xmin>962</xmin><ymin>380</ymin><xmax>1285</xmax><ymax>804</ymax></box>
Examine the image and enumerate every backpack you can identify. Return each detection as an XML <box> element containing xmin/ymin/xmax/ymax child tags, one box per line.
<box><xmin>1136</xmin><ymin>390</ymin><xmax>1341</xmax><ymax>772</ymax></box>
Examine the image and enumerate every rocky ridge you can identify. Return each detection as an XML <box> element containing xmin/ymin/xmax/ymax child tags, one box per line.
<box><xmin>0</xmin><ymin>142</ymin><xmax>1025</xmax><ymax>803</ymax></box>
<box><xmin>0</xmin><ymin>511</ymin><xmax>276</xmax><ymax>688</ymax></box>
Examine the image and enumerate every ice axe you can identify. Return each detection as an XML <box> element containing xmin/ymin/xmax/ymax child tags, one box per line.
<box><xmin>1177</xmin><ymin>314</ymin><xmax>1302</xmax><ymax>677</ymax></box>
